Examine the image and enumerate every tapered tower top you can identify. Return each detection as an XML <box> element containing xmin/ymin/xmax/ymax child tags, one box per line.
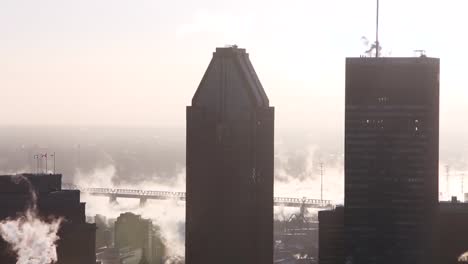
<box><xmin>191</xmin><ymin>46</ymin><xmax>269</xmax><ymax>118</ymax></box>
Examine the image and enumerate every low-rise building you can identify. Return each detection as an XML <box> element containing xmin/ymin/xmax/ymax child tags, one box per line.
<box><xmin>438</xmin><ymin>197</ymin><xmax>468</xmax><ymax>264</ymax></box>
<box><xmin>0</xmin><ymin>173</ymin><xmax>96</xmax><ymax>264</ymax></box>
<box><xmin>318</xmin><ymin>206</ymin><xmax>344</xmax><ymax>264</ymax></box>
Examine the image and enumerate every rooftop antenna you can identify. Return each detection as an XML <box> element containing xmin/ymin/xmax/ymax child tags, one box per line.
<box><xmin>414</xmin><ymin>50</ymin><xmax>426</xmax><ymax>57</ymax></box>
<box><xmin>51</xmin><ymin>152</ymin><xmax>56</xmax><ymax>175</ymax></box>
<box><xmin>375</xmin><ymin>0</ymin><xmax>380</xmax><ymax>58</ymax></box>
<box><xmin>320</xmin><ymin>162</ymin><xmax>324</xmax><ymax>201</ymax></box>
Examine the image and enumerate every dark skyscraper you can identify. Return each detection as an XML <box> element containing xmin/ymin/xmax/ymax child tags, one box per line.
<box><xmin>186</xmin><ymin>46</ymin><xmax>274</xmax><ymax>264</ymax></box>
<box><xmin>344</xmin><ymin>57</ymin><xmax>439</xmax><ymax>264</ymax></box>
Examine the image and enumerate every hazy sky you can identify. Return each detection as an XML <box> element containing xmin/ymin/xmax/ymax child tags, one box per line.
<box><xmin>1</xmin><ymin>0</ymin><xmax>467</xmax><ymax>136</ymax></box>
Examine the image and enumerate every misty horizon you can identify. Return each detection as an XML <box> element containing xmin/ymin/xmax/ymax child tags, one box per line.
<box><xmin>0</xmin><ymin>125</ymin><xmax>466</xmax><ymax>203</ymax></box>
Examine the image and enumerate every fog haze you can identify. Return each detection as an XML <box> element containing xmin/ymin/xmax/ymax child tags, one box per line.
<box><xmin>1</xmin><ymin>0</ymin><xmax>467</xmax><ymax>199</ymax></box>
<box><xmin>1</xmin><ymin>0</ymin><xmax>467</xmax><ymax>136</ymax></box>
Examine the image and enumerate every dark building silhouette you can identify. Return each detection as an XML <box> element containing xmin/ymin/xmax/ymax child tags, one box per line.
<box><xmin>0</xmin><ymin>174</ymin><xmax>96</xmax><ymax>264</ymax></box>
<box><xmin>186</xmin><ymin>46</ymin><xmax>274</xmax><ymax>264</ymax></box>
<box><xmin>438</xmin><ymin>198</ymin><xmax>468</xmax><ymax>264</ymax></box>
<box><xmin>318</xmin><ymin>206</ymin><xmax>344</xmax><ymax>264</ymax></box>
<box><xmin>344</xmin><ymin>57</ymin><xmax>439</xmax><ymax>264</ymax></box>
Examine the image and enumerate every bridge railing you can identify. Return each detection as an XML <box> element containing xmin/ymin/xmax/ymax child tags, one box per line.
<box><xmin>273</xmin><ymin>197</ymin><xmax>333</xmax><ymax>206</ymax></box>
<box><xmin>63</xmin><ymin>184</ymin><xmax>333</xmax><ymax>207</ymax></box>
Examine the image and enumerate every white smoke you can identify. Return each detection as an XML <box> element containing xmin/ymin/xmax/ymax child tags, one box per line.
<box><xmin>75</xmin><ymin>143</ymin><xmax>344</xmax><ymax>261</ymax></box>
<box><xmin>164</xmin><ymin>256</ymin><xmax>184</xmax><ymax>264</ymax></box>
<box><xmin>274</xmin><ymin>144</ymin><xmax>344</xmax><ymax>205</ymax></box>
<box><xmin>0</xmin><ymin>212</ymin><xmax>62</xmax><ymax>264</ymax></box>
<box><xmin>439</xmin><ymin>162</ymin><xmax>468</xmax><ymax>202</ymax></box>
<box><xmin>459</xmin><ymin>251</ymin><xmax>468</xmax><ymax>262</ymax></box>
<box><xmin>0</xmin><ymin>175</ymin><xmax>63</xmax><ymax>264</ymax></box>
<box><xmin>75</xmin><ymin>165</ymin><xmax>186</xmax><ymax>261</ymax></box>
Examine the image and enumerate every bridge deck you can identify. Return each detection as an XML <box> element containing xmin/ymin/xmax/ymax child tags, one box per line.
<box><xmin>63</xmin><ymin>185</ymin><xmax>334</xmax><ymax>208</ymax></box>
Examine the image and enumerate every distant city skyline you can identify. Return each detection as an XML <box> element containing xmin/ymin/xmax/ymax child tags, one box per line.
<box><xmin>1</xmin><ymin>0</ymin><xmax>467</xmax><ymax>140</ymax></box>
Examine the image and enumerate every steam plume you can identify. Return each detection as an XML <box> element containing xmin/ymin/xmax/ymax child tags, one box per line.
<box><xmin>0</xmin><ymin>175</ymin><xmax>63</xmax><ymax>264</ymax></box>
<box><xmin>77</xmin><ymin>166</ymin><xmax>186</xmax><ymax>261</ymax></box>
<box><xmin>459</xmin><ymin>251</ymin><xmax>468</xmax><ymax>262</ymax></box>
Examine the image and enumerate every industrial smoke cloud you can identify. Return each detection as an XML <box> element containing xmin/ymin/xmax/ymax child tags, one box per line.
<box><xmin>0</xmin><ymin>176</ymin><xmax>63</xmax><ymax>264</ymax></box>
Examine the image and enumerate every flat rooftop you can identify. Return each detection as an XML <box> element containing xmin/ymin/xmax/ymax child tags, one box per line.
<box><xmin>346</xmin><ymin>56</ymin><xmax>440</xmax><ymax>65</ymax></box>
<box><xmin>0</xmin><ymin>173</ymin><xmax>62</xmax><ymax>193</ymax></box>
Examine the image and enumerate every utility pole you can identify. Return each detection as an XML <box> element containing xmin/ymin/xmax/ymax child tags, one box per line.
<box><xmin>33</xmin><ymin>154</ymin><xmax>40</xmax><ymax>174</ymax></box>
<box><xmin>51</xmin><ymin>152</ymin><xmax>56</xmax><ymax>174</ymax></box>
<box><xmin>320</xmin><ymin>162</ymin><xmax>324</xmax><ymax>201</ymax></box>
<box><xmin>42</xmin><ymin>153</ymin><xmax>48</xmax><ymax>173</ymax></box>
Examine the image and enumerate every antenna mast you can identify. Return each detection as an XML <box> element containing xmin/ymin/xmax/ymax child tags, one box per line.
<box><xmin>375</xmin><ymin>0</ymin><xmax>380</xmax><ymax>58</ymax></box>
<box><xmin>320</xmin><ymin>162</ymin><xmax>324</xmax><ymax>201</ymax></box>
